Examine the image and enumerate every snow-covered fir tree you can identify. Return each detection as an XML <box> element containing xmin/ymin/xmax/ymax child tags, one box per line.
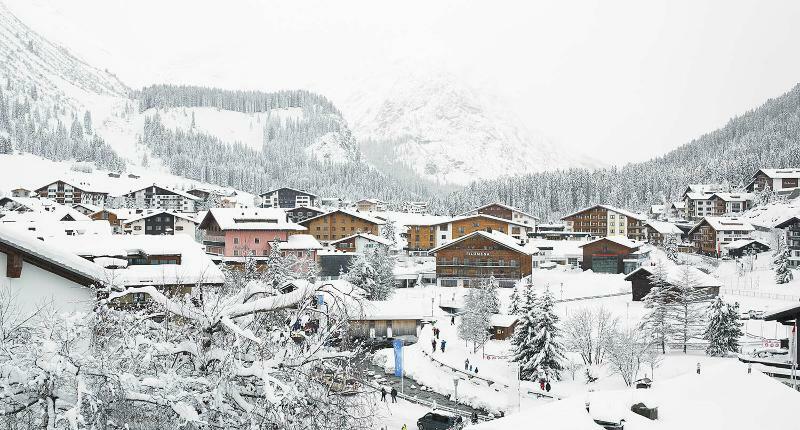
<box><xmin>483</xmin><ymin>275</ymin><xmax>501</xmax><ymax>314</ymax></box>
<box><xmin>668</xmin><ymin>266</ymin><xmax>710</xmax><ymax>353</ymax></box>
<box><xmin>458</xmin><ymin>288</ymin><xmax>492</xmax><ymax>353</ymax></box>
<box><xmin>773</xmin><ymin>235</ymin><xmax>794</xmax><ymax>284</ymax></box>
<box><xmin>663</xmin><ymin>235</ymin><xmax>679</xmax><ymax>263</ymax></box>
<box><xmin>366</xmin><ymin>247</ymin><xmax>396</xmax><ymax>300</ymax></box>
<box><xmin>508</xmin><ymin>286</ymin><xmax>521</xmax><ymax>314</ymax></box>
<box><xmin>512</xmin><ymin>288</ymin><xmax>566</xmax><ymax>381</ymax></box>
<box><xmin>639</xmin><ymin>262</ymin><xmax>673</xmax><ymax>353</ymax></box>
<box><xmin>381</xmin><ymin>217</ymin><xmax>397</xmax><ymax>247</ymax></box>
<box><xmin>704</xmin><ymin>298</ymin><xmax>744</xmax><ymax>356</ymax></box>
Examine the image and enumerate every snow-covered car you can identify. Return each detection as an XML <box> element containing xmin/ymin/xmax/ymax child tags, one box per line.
<box><xmin>752</xmin><ymin>348</ymin><xmax>789</xmax><ymax>359</ymax></box>
<box><xmin>593</xmin><ymin>418</ymin><xmax>626</xmax><ymax>430</ymax></box>
<box><xmin>749</xmin><ymin>310</ymin><xmax>765</xmax><ymax>320</ymax></box>
<box><xmin>740</xmin><ymin>311</ymin><xmax>750</xmax><ymax>320</ymax></box>
<box><xmin>416</xmin><ymin>410</ymin><xmax>464</xmax><ymax>430</ymax></box>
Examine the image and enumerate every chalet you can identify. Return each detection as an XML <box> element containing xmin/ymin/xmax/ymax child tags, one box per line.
<box><xmin>114</xmin><ymin>185</ymin><xmax>199</xmax><ymax>213</ymax></box>
<box><xmin>355</xmin><ymin>199</ymin><xmax>386</xmax><ymax>212</ymax></box>
<box><xmin>90</xmin><ymin>208</ymin><xmax>129</xmax><ymax>234</ymax></box>
<box><xmin>747</xmin><ymin>168</ymin><xmax>800</xmax><ymax>193</ymax></box>
<box><xmin>347</xmin><ymin>300</ymin><xmax>426</xmax><ymax>339</ymax></box>
<box><xmin>259</xmin><ymin>187</ymin><xmax>318</xmax><ymax>209</ymax></box>
<box><xmin>197</xmin><ymin>208</ymin><xmax>307</xmax><ymax>258</ymax></box>
<box><xmin>0</xmin><ymin>197</ymin><xmax>59</xmax><ymax>214</ymax></box>
<box><xmin>774</xmin><ymin>217</ymin><xmax>800</xmax><ymax>267</ymax></box>
<box><xmin>711</xmin><ymin>193</ymin><xmax>754</xmax><ymax>215</ymax></box>
<box><xmin>579</xmin><ymin>236</ymin><xmax>645</xmax><ymax>274</ymax></box>
<box><xmin>35</xmin><ymin>180</ymin><xmax>108</xmax><ymax>206</ymax></box>
<box><xmin>330</xmin><ymin>233</ymin><xmax>392</xmax><ymax>254</ymax></box>
<box><xmin>644</xmin><ymin>221</ymin><xmax>683</xmax><ymax>245</ymax></box>
<box><xmin>10</xmin><ymin>188</ymin><xmax>31</xmax><ymax>197</ymax></box>
<box><xmin>490</xmin><ymin>314</ymin><xmax>520</xmax><ymax>340</ymax></box>
<box><xmin>402</xmin><ymin>215</ymin><xmax>452</xmax><ymax>253</ymax></box>
<box><xmin>285</xmin><ymin>206</ymin><xmax>326</xmax><ymax>224</ymax></box>
<box><xmin>624</xmin><ymin>264</ymin><xmax>722</xmax><ymax>301</ymax></box>
<box><xmin>688</xmin><ymin>217</ymin><xmax>754</xmax><ymax>256</ymax></box>
<box><xmin>561</xmin><ymin>205</ymin><xmax>647</xmax><ymax>241</ymax></box>
<box><xmin>402</xmin><ymin>201</ymin><xmax>429</xmax><ymax>214</ymax></box>
<box><xmin>457</xmin><ymin>202</ymin><xmax>539</xmax><ymax>228</ymax></box>
<box><xmin>429</xmin><ymin>230</ymin><xmax>537</xmax><ymax>288</ymax></box>
<box><xmin>72</xmin><ymin>202</ymin><xmax>101</xmax><ymax>216</ymax></box>
<box><xmin>666</xmin><ymin>201</ymin><xmax>686</xmax><ymax>219</ymax></box>
<box><xmin>299</xmin><ymin>209</ymin><xmax>384</xmax><ymax>244</ymax></box>
<box><xmin>122</xmin><ymin>211</ymin><xmax>199</xmax><ymax>237</ymax></box>
<box><xmin>440</xmin><ymin>214</ymin><xmax>535</xmax><ymax>246</ymax></box>
<box><xmin>276</xmin><ymin>234</ymin><xmax>323</xmax><ymax>259</ymax></box>
<box><xmin>722</xmin><ymin>239</ymin><xmax>770</xmax><ymax>258</ymax></box>
<box><xmin>649</xmin><ymin>204</ymin><xmax>665</xmax><ymax>219</ymax></box>
<box><xmin>530</xmin><ymin>239</ymin><xmax>584</xmax><ymax>268</ymax></box>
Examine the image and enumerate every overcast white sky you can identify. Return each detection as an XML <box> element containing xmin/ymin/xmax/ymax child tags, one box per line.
<box><xmin>6</xmin><ymin>0</ymin><xmax>800</xmax><ymax>165</ymax></box>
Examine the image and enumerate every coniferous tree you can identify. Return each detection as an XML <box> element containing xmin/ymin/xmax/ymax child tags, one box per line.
<box><xmin>512</xmin><ymin>289</ymin><xmax>565</xmax><ymax>381</ymax></box>
<box><xmin>640</xmin><ymin>262</ymin><xmax>673</xmax><ymax>353</ymax></box>
<box><xmin>458</xmin><ymin>288</ymin><xmax>492</xmax><ymax>353</ymax></box>
<box><xmin>704</xmin><ymin>298</ymin><xmax>744</xmax><ymax>356</ymax></box>
<box><xmin>483</xmin><ymin>275</ymin><xmax>500</xmax><ymax>314</ymax></box>
<box><xmin>83</xmin><ymin>110</ymin><xmax>93</xmax><ymax>135</ymax></box>
<box><xmin>366</xmin><ymin>247</ymin><xmax>395</xmax><ymax>300</ymax></box>
<box><xmin>668</xmin><ymin>266</ymin><xmax>709</xmax><ymax>353</ymax></box>
<box><xmin>508</xmin><ymin>286</ymin><xmax>521</xmax><ymax>315</ymax></box>
<box><xmin>774</xmin><ymin>235</ymin><xmax>794</xmax><ymax>284</ymax></box>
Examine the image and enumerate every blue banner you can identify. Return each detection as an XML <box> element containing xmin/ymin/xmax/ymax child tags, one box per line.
<box><xmin>393</xmin><ymin>338</ymin><xmax>404</xmax><ymax>377</ymax></box>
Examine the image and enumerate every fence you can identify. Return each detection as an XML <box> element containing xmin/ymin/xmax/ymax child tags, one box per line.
<box><xmin>722</xmin><ymin>289</ymin><xmax>800</xmax><ymax>302</ymax></box>
<box><xmin>555</xmin><ymin>291</ymin><xmax>629</xmax><ymax>303</ymax></box>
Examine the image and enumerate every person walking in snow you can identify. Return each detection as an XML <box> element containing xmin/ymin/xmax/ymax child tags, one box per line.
<box><xmin>465</xmin><ymin>358</ymin><xmax>470</xmax><ymax>370</ymax></box>
<box><xmin>696</xmin><ymin>362</ymin><xmax>701</xmax><ymax>375</ymax></box>
<box><xmin>474</xmin><ymin>367</ymin><xmax>478</xmax><ymax>374</ymax></box>
<box><xmin>545</xmin><ymin>381</ymin><xmax>551</xmax><ymax>392</ymax></box>
<box><xmin>441</xmin><ymin>339</ymin><xmax>447</xmax><ymax>353</ymax></box>
<box><xmin>539</xmin><ymin>379</ymin><xmax>545</xmax><ymax>391</ymax></box>
<box><xmin>431</xmin><ymin>339</ymin><xmax>436</xmax><ymax>353</ymax></box>
<box><xmin>390</xmin><ymin>387</ymin><xmax>397</xmax><ymax>403</ymax></box>
<box><xmin>748</xmin><ymin>362</ymin><xmax>752</xmax><ymax>374</ymax></box>
<box><xmin>451</xmin><ymin>315</ymin><xmax>455</xmax><ymax>325</ymax></box>
<box><xmin>380</xmin><ymin>387</ymin><xmax>387</xmax><ymax>402</ymax></box>
<box><xmin>471</xmin><ymin>411</ymin><xmax>478</xmax><ymax>424</ymax></box>
<box><xmin>434</xmin><ymin>327</ymin><xmax>440</xmax><ymax>339</ymax></box>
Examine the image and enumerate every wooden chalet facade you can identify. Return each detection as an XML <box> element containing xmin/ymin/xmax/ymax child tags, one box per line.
<box><xmin>775</xmin><ymin>217</ymin><xmax>800</xmax><ymax>267</ymax></box>
<box><xmin>457</xmin><ymin>202</ymin><xmax>539</xmax><ymax>228</ymax></box>
<box><xmin>259</xmin><ymin>187</ymin><xmax>318</xmax><ymax>209</ymax></box>
<box><xmin>688</xmin><ymin>217</ymin><xmax>754</xmax><ymax>256</ymax></box>
<box><xmin>285</xmin><ymin>206</ymin><xmax>325</xmax><ymax>224</ymax></box>
<box><xmin>35</xmin><ymin>180</ymin><xmax>107</xmax><ymax>206</ymax></box>
<box><xmin>562</xmin><ymin>205</ymin><xmax>647</xmax><ymax>241</ymax></box>
<box><xmin>300</xmin><ymin>210</ymin><xmax>383</xmax><ymax>243</ymax></box>
<box><xmin>625</xmin><ymin>265</ymin><xmax>722</xmax><ymax>302</ymax></box>
<box><xmin>579</xmin><ymin>237</ymin><xmax>643</xmax><ymax>274</ymax></box>
<box><xmin>747</xmin><ymin>169</ymin><xmax>800</xmax><ymax>192</ymax></box>
<box><xmin>430</xmin><ymin>230</ymin><xmax>534</xmax><ymax>288</ymax></box>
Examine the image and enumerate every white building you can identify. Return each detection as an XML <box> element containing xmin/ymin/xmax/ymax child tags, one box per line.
<box><xmin>122</xmin><ymin>211</ymin><xmax>199</xmax><ymax>237</ymax></box>
<box><xmin>114</xmin><ymin>185</ymin><xmax>199</xmax><ymax>212</ymax></box>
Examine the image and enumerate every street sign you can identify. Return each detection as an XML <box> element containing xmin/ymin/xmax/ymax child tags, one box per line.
<box><xmin>762</xmin><ymin>339</ymin><xmax>782</xmax><ymax>348</ymax></box>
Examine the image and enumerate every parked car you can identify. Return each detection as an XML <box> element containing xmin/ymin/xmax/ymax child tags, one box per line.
<box><xmin>740</xmin><ymin>311</ymin><xmax>751</xmax><ymax>320</ymax></box>
<box><xmin>749</xmin><ymin>310</ymin><xmax>765</xmax><ymax>320</ymax></box>
<box><xmin>593</xmin><ymin>418</ymin><xmax>626</xmax><ymax>430</ymax></box>
<box><xmin>417</xmin><ymin>410</ymin><xmax>464</xmax><ymax>430</ymax></box>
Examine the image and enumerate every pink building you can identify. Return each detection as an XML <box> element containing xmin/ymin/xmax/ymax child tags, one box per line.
<box><xmin>198</xmin><ymin>208</ymin><xmax>310</xmax><ymax>258</ymax></box>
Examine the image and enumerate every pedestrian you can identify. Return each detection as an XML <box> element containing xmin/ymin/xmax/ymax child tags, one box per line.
<box><xmin>696</xmin><ymin>362</ymin><xmax>701</xmax><ymax>375</ymax></box>
<box><xmin>390</xmin><ymin>387</ymin><xmax>397</xmax><ymax>403</ymax></box>
<box><xmin>748</xmin><ymin>362</ymin><xmax>752</xmax><ymax>374</ymax></box>
<box><xmin>431</xmin><ymin>339</ymin><xmax>436</xmax><ymax>353</ymax></box>
<box><xmin>401</xmin><ymin>425</ymin><xmax>407</xmax><ymax>430</ymax></box>
<box><xmin>465</xmin><ymin>358</ymin><xmax>470</xmax><ymax>370</ymax></box>
<box><xmin>380</xmin><ymin>387</ymin><xmax>387</xmax><ymax>402</ymax></box>
<box><xmin>471</xmin><ymin>411</ymin><xmax>478</xmax><ymax>424</ymax></box>
<box><xmin>545</xmin><ymin>381</ymin><xmax>551</xmax><ymax>392</ymax></box>
<box><xmin>539</xmin><ymin>379</ymin><xmax>545</xmax><ymax>390</ymax></box>
<box><xmin>469</xmin><ymin>364</ymin><xmax>473</xmax><ymax>372</ymax></box>
<box><xmin>451</xmin><ymin>315</ymin><xmax>455</xmax><ymax>325</ymax></box>
<box><xmin>474</xmin><ymin>367</ymin><xmax>478</xmax><ymax>374</ymax></box>
<box><xmin>434</xmin><ymin>327</ymin><xmax>440</xmax><ymax>339</ymax></box>
<box><xmin>441</xmin><ymin>339</ymin><xmax>447</xmax><ymax>353</ymax></box>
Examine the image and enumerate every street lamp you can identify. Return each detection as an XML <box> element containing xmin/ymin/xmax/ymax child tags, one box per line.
<box><xmin>453</xmin><ymin>376</ymin><xmax>460</xmax><ymax>402</ymax></box>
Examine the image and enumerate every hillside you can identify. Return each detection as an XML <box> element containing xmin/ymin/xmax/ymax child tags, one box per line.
<box><xmin>444</xmin><ymin>83</ymin><xmax>800</xmax><ymax>220</ymax></box>
<box><xmin>345</xmin><ymin>70</ymin><xmax>599</xmax><ymax>185</ymax></box>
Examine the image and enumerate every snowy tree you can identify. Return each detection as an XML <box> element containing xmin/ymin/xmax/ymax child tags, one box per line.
<box><xmin>563</xmin><ymin>306</ymin><xmax>618</xmax><ymax>365</ymax></box>
<box><xmin>773</xmin><ymin>235</ymin><xmax>794</xmax><ymax>284</ymax></box>
<box><xmin>458</xmin><ymin>288</ymin><xmax>492</xmax><ymax>353</ymax></box>
<box><xmin>0</xmin><ymin>130</ymin><xmax>11</xmax><ymax>154</ymax></box>
<box><xmin>83</xmin><ymin>110</ymin><xmax>92</xmax><ymax>135</ymax></box>
<box><xmin>512</xmin><ymin>289</ymin><xmax>565</xmax><ymax>381</ymax></box>
<box><xmin>704</xmin><ymin>298</ymin><xmax>743</xmax><ymax>356</ymax></box>
<box><xmin>605</xmin><ymin>328</ymin><xmax>651</xmax><ymax>387</ymax></box>
<box><xmin>482</xmin><ymin>275</ymin><xmax>501</xmax><ymax>314</ymax></box>
<box><xmin>264</xmin><ymin>239</ymin><xmax>294</xmax><ymax>289</ymax></box>
<box><xmin>668</xmin><ymin>266</ymin><xmax>710</xmax><ymax>353</ymax></box>
<box><xmin>639</xmin><ymin>262</ymin><xmax>673</xmax><ymax>354</ymax></box>
<box><xmin>381</xmin><ymin>217</ymin><xmax>397</xmax><ymax>247</ymax></box>
<box><xmin>663</xmin><ymin>235</ymin><xmax>679</xmax><ymax>263</ymax></box>
<box><xmin>508</xmin><ymin>286</ymin><xmax>521</xmax><ymax>315</ymax></box>
<box><xmin>343</xmin><ymin>253</ymin><xmax>375</xmax><ymax>295</ymax></box>
<box><xmin>366</xmin><ymin>247</ymin><xmax>395</xmax><ymax>300</ymax></box>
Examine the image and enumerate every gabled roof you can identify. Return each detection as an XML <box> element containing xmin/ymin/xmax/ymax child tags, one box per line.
<box><xmin>688</xmin><ymin>217</ymin><xmax>755</xmax><ymax>235</ymax></box>
<box><xmin>457</xmin><ymin>202</ymin><xmax>540</xmax><ymax>220</ymax></box>
<box><xmin>299</xmin><ymin>209</ymin><xmax>385</xmax><ymax>226</ymax></box>
<box><xmin>645</xmin><ymin>220</ymin><xmax>683</xmax><ymax>235</ymax></box>
<box><xmin>356</xmin><ymin>198</ymin><xmax>386</xmax><ymax>205</ymax></box>
<box><xmin>122</xmin><ymin>210</ymin><xmax>200</xmax><ymax>225</ymax></box>
<box><xmin>712</xmin><ymin>192</ymin><xmax>754</xmax><ymax>202</ymax></box>
<box><xmin>753</xmin><ymin>168</ymin><xmax>800</xmax><ymax>179</ymax></box>
<box><xmin>722</xmin><ymin>239</ymin><xmax>770</xmax><ymax>251</ymax></box>
<box><xmin>277</xmin><ymin>234</ymin><xmax>323</xmax><ymax>250</ymax></box>
<box><xmin>445</xmin><ymin>213</ymin><xmax>534</xmax><ymax>228</ymax></box>
<box><xmin>199</xmin><ymin>208</ymin><xmax>306</xmax><ymax>231</ymax></box>
<box><xmin>775</xmin><ymin>216</ymin><xmax>800</xmax><ymax>229</ymax></box>
<box><xmin>329</xmin><ymin>233</ymin><xmax>392</xmax><ymax>247</ymax></box>
<box><xmin>0</xmin><ymin>197</ymin><xmax>59</xmax><ymax>212</ymax></box>
<box><xmin>561</xmin><ymin>204</ymin><xmax>647</xmax><ymax>221</ymax></box>
<box><xmin>72</xmin><ymin>202</ymin><xmax>101</xmax><ymax>212</ymax></box>
<box><xmin>683</xmin><ymin>184</ymin><xmax>728</xmax><ymax>196</ymax></box>
<box><xmin>285</xmin><ymin>206</ymin><xmax>325</xmax><ymax>214</ymax></box>
<box><xmin>429</xmin><ymin>230</ymin><xmax>536</xmax><ymax>255</ymax></box>
<box><xmin>258</xmin><ymin>187</ymin><xmax>318</xmax><ymax>198</ymax></box>
<box><xmin>115</xmin><ymin>184</ymin><xmax>200</xmax><ymax>200</ymax></box>
<box><xmin>624</xmin><ymin>264</ymin><xmax>722</xmax><ymax>288</ymax></box>
<box><xmin>670</xmin><ymin>201</ymin><xmax>686</xmax><ymax>210</ymax></box>
<box><xmin>490</xmin><ymin>314</ymin><xmax>519</xmax><ymax>328</ymax></box>
<box><xmin>33</xmin><ymin>179</ymin><xmax>109</xmax><ymax>194</ymax></box>
<box><xmin>578</xmin><ymin>236</ymin><xmax>642</xmax><ymax>250</ymax></box>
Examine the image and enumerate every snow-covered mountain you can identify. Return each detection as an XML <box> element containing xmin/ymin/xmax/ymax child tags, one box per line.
<box><xmin>342</xmin><ymin>70</ymin><xmax>599</xmax><ymax>185</ymax></box>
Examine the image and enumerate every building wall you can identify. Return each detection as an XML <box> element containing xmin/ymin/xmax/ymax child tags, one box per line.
<box><xmin>268</xmin><ymin>189</ymin><xmax>316</xmax><ymax>208</ymax></box>
<box><xmin>349</xmin><ymin>319</ymin><xmax>421</xmax><ymax>338</ymax></box>
<box><xmin>36</xmin><ymin>181</ymin><xmax>106</xmax><ymax>206</ymax></box>
<box><xmin>121</xmin><ymin>186</ymin><xmax>195</xmax><ymax>212</ymax></box>
<box><xmin>407</xmin><ymin>224</ymin><xmax>438</xmax><ymax>251</ymax></box>
<box><xmin>690</xmin><ymin>221</ymin><xmax>718</xmax><ymax>255</ymax></box>
<box><xmin>477</xmin><ymin>205</ymin><xmax>513</xmax><ymax>220</ymax></box>
<box><xmin>434</xmin><ymin>235</ymin><xmax>532</xmax><ymax>285</ymax></box>
<box><xmin>784</xmin><ymin>221</ymin><xmax>800</xmax><ymax>267</ymax></box>
<box><xmin>564</xmin><ymin>207</ymin><xmax>609</xmax><ymax>236</ymax></box>
<box><xmin>580</xmin><ymin>239</ymin><xmax>637</xmax><ymax>273</ymax></box>
<box><xmin>304</xmin><ymin>213</ymin><xmax>379</xmax><ymax>242</ymax></box>
<box><xmin>450</xmin><ymin>216</ymin><xmax>514</xmax><ymax>241</ymax></box>
<box><xmin>224</xmin><ymin>230</ymin><xmax>290</xmax><ymax>257</ymax></box>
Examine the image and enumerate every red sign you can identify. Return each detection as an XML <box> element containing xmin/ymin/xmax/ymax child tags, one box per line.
<box><xmin>762</xmin><ymin>339</ymin><xmax>781</xmax><ymax>348</ymax></box>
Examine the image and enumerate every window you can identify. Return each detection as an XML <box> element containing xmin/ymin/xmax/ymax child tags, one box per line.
<box><xmin>233</xmin><ymin>250</ymin><xmax>240</xmax><ymax>256</ymax></box>
<box><xmin>234</xmin><ymin>237</ymin><xmax>239</xmax><ymax>244</ymax></box>
<box><xmin>263</xmin><ymin>249</ymin><xmax>269</xmax><ymax>256</ymax></box>
<box><xmin>176</xmin><ymin>226</ymin><xmax>183</xmax><ymax>231</ymax></box>
<box><xmin>254</xmin><ymin>237</ymin><xmax>260</xmax><ymax>244</ymax></box>
<box><xmin>146</xmin><ymin>225</ymin><xmax>152</xmax><ymax>231</ymax></box>
<box><xmin>134</xmin><ymin>226</ymin><xmax>142</xmax><ymax>231</ymax></box>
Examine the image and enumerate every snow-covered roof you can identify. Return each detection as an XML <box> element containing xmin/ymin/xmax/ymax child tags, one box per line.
<box><xmin>300</xmin><ymin>209</ymin><xmax>385</xmax><ymax>226</ymax></box>
<box><xmin>685</xmin><ymin>192</ymin><xmax>714</xmax><ymax>200</ymax></box>
<box><xmin>579</xmin><ymin>236</ymin><xmax>642</xmax><ymax>250</ymax></box>
<box><xmin>446</xmin><ymin>213</ymin><xmax>533</xmax><ymax>228</ymax></box>
<box><xmin>713</xmin><ymin>192</ymin><xmax>754</xmax><ymax>202</ymax></box>
<box><xmin>123</xmin><ymin>210</ymin><xmax>200</xmax><ymax>225</ymax></box>
<box><xmin>201</xmin><ymin>208</ymin><xmax>306</xmax><ymax>231</ymax></box>
<box><xmin>625</xmin><ymin>264</ymin><xmax>722</xmax><ymax>287</ymax></box>
<box><xmin>561</xmin><ymin>204</ymin><xmax>647</xmax><ymax>221</ymax></box>
<box><xmin>529</xmin><ymin>239</ymin><xmax>585</xmax><ymax>257</ymax></box>
<box><xmin>490</xmin><ymin>314</ymin><xmax>519</xmax><ymax>328</ymax></box>
<box><xmin>775</xmin><ymin>216</ymin><xmax>800</xmax><ymax>229</ymax></box>
<box><xmin>691</xmin><ymin>216</ymin><xmax>755</xmax><ymax>233</ymax></box>
<box><xmin>72</xmin><ymin>202</ymin><xmax>102</xmax><ymax>212</ymax></box>
<box><xmin>114</xmin><ymin>184</ymin><xmax>200</xmax><ymax>200</ymax></box>
<box><xmin>756</xmin><ymin>168</ymin><xmax>800</xmax><ymax>179</ymax></box>
<box><xmin>277</xmin><ymin>234</ymin><xmax>323</xmax><ymax>250</ymax></box>
<box><xmin>650</xmin><ymin>204</ymin><xmax>665</xmax><ymax>214</ymax></box>
<box><xmin>645</xmin><ymin>220</ymin><xmax>683</xmax><ymax>235</ymax></box>
<box><xmin>329</xmin><ymin>233</ymin><xmax>392</xmax><ymax>246</ymax></box>
<box><xmin>722</xmin><ymin>239</ymin><xmax>770</xmax><ymax>251</ymax></box>
<box><xmin>400</xmin><ymin>214</ymin><xmax>453</xmax><ymax>226</ymax></box>
<box><xmin>348</xmin><ymin>299</ymin><xmax>428</xmax><ymax>321</ymax></box>
<box><xmin>429</xmin><ymin>230</ymin><xmax>536</xmax><ymax>255</ymax></box>
<box><xmin>684</xmin><ymin>183</ymin><xmax>728</xmax><ymax>195</ymax></box>
<box><xmin>670</xmin><ymin>201</ymin><xmax>686</xmax><ymax>209</ymax></box>
<box><xmin>457</xmin><ymin>202</ymin><xmax>540</xmax><ymax>220</ymax></box>
<box><xmin>0</xmin><ymin>196</ymin><xmax>60</xmax><ymax>212</ymax></box>
<box><xmin>258</xmin><ymin>187</ymin><xmax>318</xmax><ymax>198</ymax></box>
<box><xmin>0</xmin><ymin>225</ymin><xmax>105</xmax><ymax>284</ymax></box>
<box><xmin>33</xmin><ymin>178</ymin><xmax>110</xmax><ymax>194</ymax></box>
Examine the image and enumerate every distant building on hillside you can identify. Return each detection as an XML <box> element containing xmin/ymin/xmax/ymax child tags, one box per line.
<box><xmin>330</xmin><ymin>233</ymin><xmax>392</xmax><ymax>254</ymax></box>
<box><xmin>115</xmin><ymin>185</ymin><xmax>199</xmax><ymax>213</ymax></box>
<box><xmin>197</xmin><ymin>208</ymin><xmax>309</xmax><ymax>259</ymax></box>
<box><xmin>561</xmin><ymin>204</ymin><xmax>647</xmax><ymax>241</ymax></box>
<box><xmin>356</xmin><ymin>199</ymin><xmax>387</xmax><ymax>212</ymax></box>
<box><xmin>747</xmin><ymin>168</ymin><xmax>800</xmax><ymax>193</ymax></box>
<box><xmin>457</xmin><ymin>202</ymin><xmax>539</xmax><ymax>228</ymax></box>
<box><xmin>259</xmin><ymin>187</ymin><xmax>318</xmax><ymax>209</ymax></box>
<box><xmin>402</xmin><ymin>201</ymin><xmax>429</xmax><ymax>214</ymax></box>
<box><xmin>644</xmin><ymin>220</ymin><xmax>683</xmax><ymax>245</ymax></box>
<box><xmin>34</xmin><ymin>180</ymin><xmax>108</xmax><ymax>206</ymax></box>
<box><xmin>122</xmin><ymin>211</ymin><xmax>199</xmax><ymax>237</ymax></box>
<box><xmin>285</xmin><ymin>206</ymin><xmax>325</xmax><ymax>224</ymax></box>
<box><xmin>775</xmin><ymin>216</ymin><xmax>800</xmax><ymax>268</ymax></box>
